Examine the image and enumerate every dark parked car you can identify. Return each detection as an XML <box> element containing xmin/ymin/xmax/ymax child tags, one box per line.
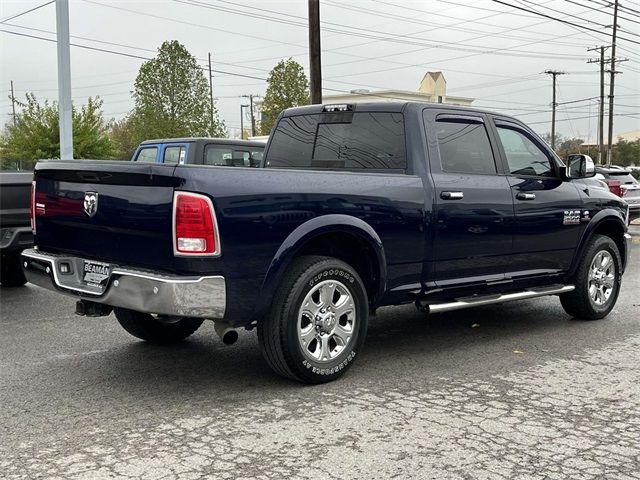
<box><xmin>131</xmin><ymin>138</ymin><xmax>265</xmax><ymax>167</ymax></box>
<box><xmin>0</xmin><ymin>171</ymin><xmax>33</xmax><ymax>286</ymax></box>
<box><xmin>23</xmin><ymin>103</ymin><xmax>631</xmax><ymax>383</ymax></box>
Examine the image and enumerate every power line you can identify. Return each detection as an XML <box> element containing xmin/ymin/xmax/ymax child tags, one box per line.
<box><xmin>175</xmin><ymin>0</ymin><xmax>594</xmax><ymax>59</ymax></box>
<box><xmin>0</xmin><ymin>28</ymin><xmax>270</xmax><ymax>82</ymax></box>
<box><xmin>0</xmin><ymin>0</ymin><xmax>54</xmax><ymax>24</ymax></box>
<box><xmin>490</xmin><ymin>0</ymin><xmax>640</xmax><ymax>45</ymax></box>
<box><xmin>563</xmin><ymin>0</ymin><xmax>640</xmax><ymax>25</ymax></box>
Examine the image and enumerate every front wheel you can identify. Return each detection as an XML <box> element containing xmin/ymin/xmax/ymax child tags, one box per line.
<box><xmin>560</xmin><ymin>235</ymin><xmax>622</xmax><ymax>320</ymax></box>
<box><xmin>114</xmin><ymin>308</ymin><xmax>204</xmax><ymax>344</ymax></box>
<box><xmin>258</xmin><ymin>256</ymin><xmax>369</xmax><ymax>384</ymax></box>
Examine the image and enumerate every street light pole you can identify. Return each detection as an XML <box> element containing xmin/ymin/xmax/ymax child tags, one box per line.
<box><xmin>55</xmin><ymin>0</ymin><xmax>73</xmax><ymax>160</ymax></box>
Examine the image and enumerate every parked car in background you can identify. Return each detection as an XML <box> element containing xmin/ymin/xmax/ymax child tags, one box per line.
<box><xmin>596</xmin><ymin>165</ymin><xmax>640</xmax><ymax>220</ymax></box>
<box><xmin>131</xmin><ymin>138</ymin><xmax>266</xmax><ymax>167</ymax></box>
<box><xmin>23</xmin><ymin>103</ymin><xmax>631</xmax><ymax>383</ymax></box>
<box><xmin>0</xmin><ymin>171</ymin><xmax>33</xmax><ymax>286</ymax></box>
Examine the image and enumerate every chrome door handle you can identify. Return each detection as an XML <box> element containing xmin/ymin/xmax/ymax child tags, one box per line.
<box><xmin>516</xmin><ymin>192</ymin><xmax>536</xmax><ymax>200</ymax></box>
<box><xmin>440</xmin><ymin>191</ymin><xmax>464</xmax><ymax>200</ymax></box>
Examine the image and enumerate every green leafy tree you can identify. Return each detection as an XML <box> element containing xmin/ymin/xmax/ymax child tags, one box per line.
<box><xmin>557</xmin><ymin>137</ymin><xmax>585</xmax><ymax>158</ymax></box>
<box><xmin>260</xmin><ymin>58</ymin><xmax>309</xmax><ymax>135</ymax></box>
<box><xmin>0</xmin><ymin>93</ymin><xmax>112</xmax><ymax>169</ymax></box>
<box><xmin>132</xmin><ymin>40</ymin><xmax>226</xmax><ymax>140</ymax></box>
<box><xmin>108</xmin><ymin>116</ymin><xmax>140</xmax><ymax>160</ymax></box>
<box><xmin>612</xmin><ymin>138</ymin><xmax>640</xmax><ymax>167</ymax></box>
<box><xmin>542</xmin><ymin>132</ymin><xmax>587</xmax><ymax>158</ymax></box>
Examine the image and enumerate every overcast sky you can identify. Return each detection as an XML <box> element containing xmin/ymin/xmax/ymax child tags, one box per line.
<box><xmin>1</xmin><ymin>0</ymin><xmax>638</xmax><ymax>142</ymax></box>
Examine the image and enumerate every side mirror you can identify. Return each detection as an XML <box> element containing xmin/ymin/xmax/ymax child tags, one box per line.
<box><xmin>565</xmin><ymin>154</ymin><xmax>595</xmax><ymax>179</ymax></box>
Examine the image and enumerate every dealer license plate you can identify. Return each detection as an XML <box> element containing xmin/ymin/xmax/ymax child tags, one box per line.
<box><xmin>83</xmin><ymin>260</ymin><xmax>111</xmax><ymax>287</ymax></box>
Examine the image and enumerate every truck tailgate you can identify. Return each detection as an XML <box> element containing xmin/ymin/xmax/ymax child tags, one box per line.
<box><xmin>33</xmin><ymin>161</ymin><xmax>180</xmax><ymax>271</ymax></box>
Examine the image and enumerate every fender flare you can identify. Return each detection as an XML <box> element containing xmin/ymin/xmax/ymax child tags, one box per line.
<box><xmin>255</xmin><ymin>214</ymin><xmax>387</xmax><ymax>318</ymax></box>
<box><xmin>568</xmin><ymin>208</ymin><xmax>628</xmax><ymax>277</ymax></box>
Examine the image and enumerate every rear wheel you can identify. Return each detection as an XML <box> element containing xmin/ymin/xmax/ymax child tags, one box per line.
<box><xmin>0</xmin><ymin>252</ymin><xmax>27</xmax><ymax>287</ymax></box>
<box><xmin>258</xmin><ymin>256</ymin><xmax>369</xmax><ymax>384</ymax></box>
<box><xmin>114</xmin><ymin>307</ymin><xmax>203</xmax><ymax>344</ymax></box>
<box><xmin>560</xmin><ymin>235</ymin><xmax>621</xmax><ymax>320</ymax></box>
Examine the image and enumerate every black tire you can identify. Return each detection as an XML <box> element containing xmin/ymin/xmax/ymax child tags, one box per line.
<box><xmin>258</xmin><ymin>255</ymin><xmax>369</xmax><ymax>384</ymax></box>
<box><xmin>0</xmin><ymin>252</ymin><xmax>27</xmax><ymax>287</ymax></box>
<box><xmin>114</xmin><ymin>307</ymin><xmax>204</xmax><ymax>345</ymax></box>
<box><xmin>560</xmin><ymin>234</ymin><xmax>622</xmax><ymax>320</ymax></box>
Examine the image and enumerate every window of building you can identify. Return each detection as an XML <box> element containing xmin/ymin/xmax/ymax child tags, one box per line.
<box><xmin>497</xmin><ymin>126</ymin><xmax>553</xmax><ymax>177</ymax></box>
<box><xmin>135</xmin><ymin>147</ymin><xmax>157</xmax><ymax>163</ymax></box>
<box><xmin>435</xmin><ymin>120</ymin><xmax>497</xmax><ymax>175</ymax></box>
<box><xmin>266</xmin><ymin>112</ymin><xmax>406</xmax><ymax>170</ymax></box>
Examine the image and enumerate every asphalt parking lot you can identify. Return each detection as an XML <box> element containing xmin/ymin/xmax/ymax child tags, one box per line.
<box><xmin>1</xmin><ymin>241</ymin><xmax>639</xmax><ymax>480</ymax></box>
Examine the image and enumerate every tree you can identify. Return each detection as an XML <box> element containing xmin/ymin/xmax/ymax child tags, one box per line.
<box><xmin>132</xmin><ymin>40</ymin><xmax>226</xmax><ymax>140</ymax></box>
<box><xmin>0</xmin><ymin>93</ymin><xmax>112</xmax><ymax>169</ymax></box>
<box><xmin>108</xmin><ymin>116</ymin><xmax>140</xmax><ymax>160</ymax></box>
<box><xmin>612</xmin><ymin>138</ymin><xmax>640</xmax><ymax>167</ymax></box>
<box><xmin>260</xmin><ymin>59</ymin><xmax>309</xmax><ymax>135</ymax></box>
<box><xmin>542</xmin><ymin>132</ymin><xmax>585</xmax><ymax>158</ymax></box>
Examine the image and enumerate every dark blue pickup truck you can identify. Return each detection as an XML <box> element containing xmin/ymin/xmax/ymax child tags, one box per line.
<box><xmin>22</xmin><ymin>102</ymin><xmax>631</xmax><ymax>383</ymax></box>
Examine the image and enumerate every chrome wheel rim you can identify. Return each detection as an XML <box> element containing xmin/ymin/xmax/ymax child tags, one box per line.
<box><xmin>297</xmin><ymin>279</ymin><xmax>356</xmax><ymax>363</ymax></box>
<box><xmin>588</xmin><ymin>250</ymin><xmax>615</xmax><ymax>306</ymax></box>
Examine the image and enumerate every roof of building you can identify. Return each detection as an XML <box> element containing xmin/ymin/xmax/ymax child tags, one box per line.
<box><xmin>322</xmin><ymin>89</ymin><xmax>473</xmax><ymax>103</ymax></box>
<box><xmin>582</xmin><ymin>129</ymin><xmax>640</xmax><ymax>146</ymax></box>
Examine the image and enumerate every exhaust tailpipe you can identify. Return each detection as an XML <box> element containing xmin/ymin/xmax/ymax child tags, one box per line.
<box><xmin>214</xmin><ymin>322</ymin><xmax>239</xmax><ymax>345</ymax></box>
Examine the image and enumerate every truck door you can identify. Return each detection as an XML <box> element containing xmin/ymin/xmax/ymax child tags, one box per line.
<box><xmin>491</xmin><ymin>118</ymin><xmax>584</xmax><ymax>276</ymax></box>
<box><xmin>424</xmin><ymin>110</ymin><xmax>514</xmax><ymax>287</ymax></box>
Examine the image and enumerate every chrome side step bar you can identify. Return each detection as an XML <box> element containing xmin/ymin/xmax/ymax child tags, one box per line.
<box><xmin>420</xmin><ymin>285</ymin><xmax>575</xmax><ymax>314</ymax></box>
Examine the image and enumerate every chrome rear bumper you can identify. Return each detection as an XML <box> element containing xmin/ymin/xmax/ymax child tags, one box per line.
<box><xmin>21</xmin><ymin>249</ymin><xmax>225</xmax><ymax>319</ymax></box>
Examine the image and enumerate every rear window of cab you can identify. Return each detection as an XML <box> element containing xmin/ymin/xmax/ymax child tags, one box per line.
<box><xmin>266</xmin><ymin>112</ymin><xmax>407</xmax><ymax>171</ymax></box>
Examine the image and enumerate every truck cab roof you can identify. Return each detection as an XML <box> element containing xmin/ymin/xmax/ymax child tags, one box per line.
<box><xmin>281</xmin><ymin>101</ymin><xmax>523</xmax><ymax>124</ymax></box>
<box><xmin>139</xmin><ymin>138</ymin><xmax>266</xmax><ymax>148</ymax></box>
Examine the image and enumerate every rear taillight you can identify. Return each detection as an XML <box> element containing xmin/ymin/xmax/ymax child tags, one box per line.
<box><xmin>173</xmin><ymin>192</ymin><xmax>220</xmax><ymax>256</ymax></box>
<box><xmin>606</xmin><ymin>179</ymin><xmax>622</xmax><ymax>197</ymax></box>
<box><xmin>30</xmin><ymin>181</ymin><xmax>36</xmax><ymax>233</ymax></box>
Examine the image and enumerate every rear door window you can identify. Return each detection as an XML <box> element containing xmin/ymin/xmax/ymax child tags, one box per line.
<box><xmin>204</xmin><ymin>145</ymin><xmax>261</xmax><ymax>167</ymax></box>
<box><xmin>434</xmin><ymin>119</ymin><xmax>497</xmax><ymax>175</ymax></box>
<box><xmin>135</xmin><ymin>147</ymin><xmax>158</xmax><ymax>163</ymax></box>
<box><xmin>163</xmin><ymin>145</ymin><xmax>186</xmax><ymax>164</ymax></box>
<box><xmin>204</xmin><ymin>146</ymin><xmax>233</xmax><ymax>166</ymax></box>
<box><xmin>266</xmin><ymin>112</ymin><xmax>406</xmax><ymax>170</ymax></box>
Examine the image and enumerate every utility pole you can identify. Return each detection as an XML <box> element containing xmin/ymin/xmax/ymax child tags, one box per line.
<box><xmin>606</xmin><ymin>0</ymin><xmax>619</xmax><ymax>167</ymax></box>
<box><xmin>242</xmin><ymin>94</ymin><xmax>260</xmax><ymax>136</ymax></box>
<box><xmin>587</xmin><ymin>46</ymin><xmax>608</xmax><ymax>165</ymax></box>
<box><xmin>10</xmin><ymin>80</ymin><xmax>16</xmax><ymax>127</ymax></box>
<box><xmin>544</xmin><ymin>70</ymin><xmax>565</xmax><ymax>151</ymax></box>
<box><xmin>308</xmin><ymin>0</ymin><xmax>322</xmax><ymax>104</ymax></box>
<box><xmin>240</xmin><ymin>104</ymin><xmax>248</xmax><ymax>139</ymax></box>
<box><xmin>208</xmin><ymin>52</ymin><xmax>215</xmax><ymax>135</ymax></box>
<box><xmin>249</xmin><ymin>94</ymin><xmax>255</xmax><ymax>136</ymax></box>
<box><xmin>55</xmin><ymin>0</ymin><xmax>73</xmax><ymax>160</ymax></box>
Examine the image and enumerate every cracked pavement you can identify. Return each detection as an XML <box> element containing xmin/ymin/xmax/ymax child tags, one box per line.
<box><xmin>1</xmin><ymin>244</ymin><xmax>639</xmax><ymax>479</ymax></box>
